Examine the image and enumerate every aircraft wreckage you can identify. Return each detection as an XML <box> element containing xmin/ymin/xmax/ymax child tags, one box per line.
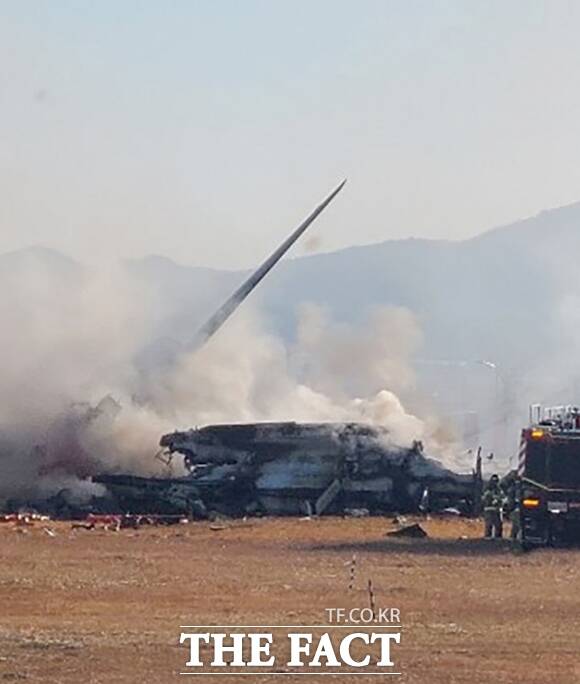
<box><xmin>92</xmin><ymin>180</ymin><xmax>478</xmax><ymax>518</ymax></box>
<box><xmin>10</xmin><ymin>180</ymin><xmax>479</xmax><ymax>518</ymax></box>
<box><xmin>95</xmin><ymin>422</ymin><xmax>478</xmax><ymax>517</ymax></box>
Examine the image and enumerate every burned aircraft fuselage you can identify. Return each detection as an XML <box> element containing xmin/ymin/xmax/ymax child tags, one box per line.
<box><xmin>150</xmin><ymin>421</ymin><xmax>476</xmax><ymax>516</ymax></box>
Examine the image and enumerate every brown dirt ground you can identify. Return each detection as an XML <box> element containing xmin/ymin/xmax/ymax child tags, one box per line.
<box><xmin>1</xmin><ymin>515</ymin><xmax>579</xmax><ymax>683</ymax></box>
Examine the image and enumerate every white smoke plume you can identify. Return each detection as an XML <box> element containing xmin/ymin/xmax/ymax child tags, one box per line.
<box><xmin>0</xmin><ymin>251</ymin><xmax>460</xmax><ymax>505</ymax></box>
<box><xmin>121</xmin><ymin>303</ymin><xmax>459</xmax><ymax>462</ymax></box>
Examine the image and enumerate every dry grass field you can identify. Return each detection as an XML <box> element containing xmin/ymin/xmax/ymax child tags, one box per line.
<box><xmin>1</xmin><ymin>515</ymin><xmax>579</xmax><ymax>683</ymax></box>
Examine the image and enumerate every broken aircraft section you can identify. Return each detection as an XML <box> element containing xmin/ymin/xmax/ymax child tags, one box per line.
<box><xmin>95</xmin><ymin>422</ymin><xmax>478</xmax><ymax>518</ymax></box>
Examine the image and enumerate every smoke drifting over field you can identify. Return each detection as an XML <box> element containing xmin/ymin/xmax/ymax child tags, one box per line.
<box><xmin>160</xmin><ymin>304</ymin><xmax>452</xmax><ymax>452</ymax></box>
<box><xmin>0</xmin><ymin>250</ymin><xmax>458</xmax><ymax>504</ymax></box>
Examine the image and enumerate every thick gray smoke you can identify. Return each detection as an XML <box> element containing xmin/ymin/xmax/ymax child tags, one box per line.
<box><xmin>0</xmin><ymin>251</ymin><xmax>459</xmax><ymax>505</ymax></box>
<box><xmin>0</xmin><ymin>253</ymin><xmax>168</xmax><ymax>503</ymax></box>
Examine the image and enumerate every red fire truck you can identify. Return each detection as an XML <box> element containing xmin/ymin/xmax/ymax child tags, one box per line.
<box><xmin>517</xmin><ymin>405</ymin><xmax>580</xmax><ymax>548</ymax></box>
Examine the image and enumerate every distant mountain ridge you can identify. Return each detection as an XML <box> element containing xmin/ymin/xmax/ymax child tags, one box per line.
<box><xmin>4</xmin><ymin>199</ymin><xmax>580</xmax><ymax>376</ymax></box>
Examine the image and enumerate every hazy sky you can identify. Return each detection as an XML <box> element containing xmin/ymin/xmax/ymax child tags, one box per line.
<box><xmin>2</xmin><ymin>1</ymin><xmax>580</xmax><ymax>268</ymax></box>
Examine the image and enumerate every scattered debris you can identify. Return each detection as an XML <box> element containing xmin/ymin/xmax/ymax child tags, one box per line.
<box><xmin>391</xmin><ymin>515</ymin><xmax>409</xmax><ymax>526</ymax></box>
<box><xmin>67</xmin><ymin>514</ymin><xmax>190</xmax><ymax>531</ymax></box>
<box><xmin>344</xmin><ymin>508</ymin><xmax>369</xmax><ymax>518</ymax></box>
<box><xmin>387</xmin><ymin>523</ymin><xmax>428</xmax><ymax>538</ymax></box>
<box><xmin>71</xmin><ymin>522</ymin><xmax>95</xmax><ymax>531</ymax></box>
<box><xmin>15</xmin><ymin>517</ymin><xmax>34</xmax><ymax>527</ymax></box>
<box><xmin>0</xmin><ymin>512</ymin><xmax>51</xmax><ymax>526</ymax></box>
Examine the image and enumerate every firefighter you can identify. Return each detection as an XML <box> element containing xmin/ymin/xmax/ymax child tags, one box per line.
<box><xmin>509</xmin><ymin>502</ymin><xmax>522</xmax><ymax>542</ymax></box>
<box><xmin>482</xmin><ymin>474</ymin><xmax>505</xmax><ymax>539</ymax></box>
<box><xmin>504</xmin><ymin>474</ymin><xmax>522</xmax><ymax>541</ymax></box>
